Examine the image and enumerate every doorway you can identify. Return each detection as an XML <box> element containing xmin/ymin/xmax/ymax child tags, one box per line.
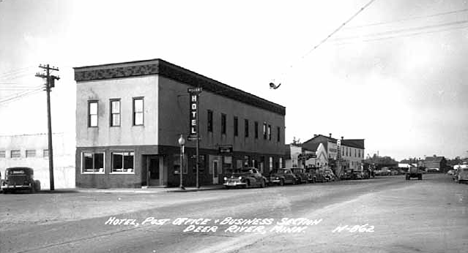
<box><xmin>213</xmin><ymin>160</ymin><xmax>219</xmax><ymax>184</ymax></box>
<box><xmin>144</xmin><ymin>155</ymin><xmax>163</xmax><ymax>187</ymax></box>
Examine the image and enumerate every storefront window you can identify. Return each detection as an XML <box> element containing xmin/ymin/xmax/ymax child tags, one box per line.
<box><xmin>111</xmin><ymin>152</ymin><xmax>134</xmax><ymax>173</ymax></box>
<box><xmin>82</xmin><ymin>152</ymin><xmax>104</xmax><ymax>173</ymax></box>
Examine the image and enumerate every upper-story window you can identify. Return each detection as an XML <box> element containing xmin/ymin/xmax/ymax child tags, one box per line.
<box><xmin>221</xmin><ymin>113</ymin><xmax>227</xmax><ymax>135</ymax></box>
<box><xmin>244</xmin><ymin>119</ymin><xmax>249</xmax><ymax>138</ymax></box>
<box><xmin>207</xmin><ymin>110</ymin><xmax>213</xmax><ymax>132</ymax></box>
<box><xmin>277</xmin><ymin>126</ymin><xmax>281</xmax><ymax>142</ymax></box>
<box><xmin>255</xmin><ymin>122</ymin><xmax>259</xmax><ymax>139</ymax></box>
<box><xmin>133</xmin><ymin>97</ymin><xmax>144</xmax><ymax>126</ymax></box>
<box><xmin>234</xmin><ymin>116</ymin><xmax>238</xmax><ymax>137</ymax></box>
<box><xmin>11</xmin><ymin>150</ymin><xmax>21</xmax><ymax>158</ymax></box>
<box><xmin>26</xmin><ymin>150</ymin><xmax>36</xmax><ymax>158</ymax></box>
<box><xmin>268</xmin><ymin>125</ymin><xmax>272</xmax><ymax>140</ymax></box>
<box><xmin>263</xmin><ymin>123</ymin><xmax>267</xmax><ymax>140</ymax></box>
<box><xmin>110</xmin><ymin>99</ymin><xmax>121</xmax><ymax>127</ymax></box>
<box><xmin>88</xmin><ymin>101</ymin><xmax>98</xmax><ymax>127</ymax></box>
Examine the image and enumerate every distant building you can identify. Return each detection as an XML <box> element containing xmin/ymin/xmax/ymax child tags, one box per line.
<box><xmin>284</xmin><ymin>143</ymin><xmax>325</xmax><ymax>169</ymax></box>
<box><xmin>302</xmin><ymin>134</ymin><xmax>338</xmax><ymax>173</ymax></box>
<box><xmin>424</xmin><ymin>155</ymin><xmax>447</xmax><ymax>172</ymax></box>
<box><xmin>74</xmin><ymin>59</ymin><xmax>286</xmax><ymax>188</ymax></box>
<box><xmin>0</xmin><ymin>133</ymin><xmax>75</xmax><ymax>189</ymax></box>
<box><xmin>340</xmin><ymin>138</ymin><xmax>365</xmax><ymax>173</ymax></box>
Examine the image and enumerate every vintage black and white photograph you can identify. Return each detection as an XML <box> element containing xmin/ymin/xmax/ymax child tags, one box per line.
<box><xmin>1</xmin><ymin>0</ymin><xmax>467</xmax><ymax>252</ymax></box>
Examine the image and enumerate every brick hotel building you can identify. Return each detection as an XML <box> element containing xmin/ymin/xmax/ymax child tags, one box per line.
<box><xmin>74</xmin><ymin>59</ymin><xmax>286</xmax><ymax>188</ymax></box>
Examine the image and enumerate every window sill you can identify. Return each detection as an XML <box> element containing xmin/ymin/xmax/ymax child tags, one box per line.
<box><xmin>111</xmin><ymin>172</ymin><xmax>135</xmax><ymax>174</ymax></box>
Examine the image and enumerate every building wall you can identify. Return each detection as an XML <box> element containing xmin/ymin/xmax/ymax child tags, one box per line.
<box><xmin>340</xmin><ymin>145</ymin><xmax>365</xmax><ymax>171</ymax></box>
<box><xmin>76</xmin><ymin>76</ymin><xmax>159</xmax><ymax>148</ymax></box>
<box><xmin>285</xmin><ymin>145</ymin><xmax>302</xmax><ymax>168</ymax></box>
<box><xmin>157</xmin><ymin>76</ymin><xmax>285</xmax><ymax>155</ymax></box>
<box><xmin>0</xmin><ymin>133</ymin><xmax>75</xmax><ymax>189</ymax></box>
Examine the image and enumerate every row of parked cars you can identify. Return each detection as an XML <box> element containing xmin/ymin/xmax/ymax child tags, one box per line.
<box><xmin>223</xmin><ymin>167</ymin><xmax>337</xmax><ymax>189</ymax></box>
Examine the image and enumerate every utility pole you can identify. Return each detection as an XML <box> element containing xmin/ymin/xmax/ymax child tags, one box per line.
<box><xmin>35</xmin><ymin>64</ymin><xmax>59</xmax><ymax>191</ymax></box>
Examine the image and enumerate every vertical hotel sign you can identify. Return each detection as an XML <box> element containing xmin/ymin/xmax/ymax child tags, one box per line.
<box><xmin>188</xmin><ymin>87</ymin><xmax>202</xmax><ymax>140</ymax></box>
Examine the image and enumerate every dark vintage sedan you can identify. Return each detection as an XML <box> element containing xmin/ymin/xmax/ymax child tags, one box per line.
<box><xmin>269</xmin><ymin>168</ymin><xmax>297</xmax><ymax>186</ymax></box>
<box><xmin>2</xmin><ymin>167</ymin><xmax>41</xmax><ymax>194</ymax></box>
<box><xmin>290</xmin><ymin>167</ymin><xmax>309</xmax><ymax>184</ymax></box>
<box><xmin>223</xmin><ymin>167</ymin><xmax>267</xmax><ymax>189</ymax></box>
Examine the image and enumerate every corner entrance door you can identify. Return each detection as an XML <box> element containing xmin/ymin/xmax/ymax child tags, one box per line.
<box><xmin>213</xmin><ymin>160</ymin><xmax>219</xmax><ymax>184</ymax></box>
<box><xmin>147</xmin><ymin>156</ymin><xmax>162</xmax><ymax>187</ymax></box>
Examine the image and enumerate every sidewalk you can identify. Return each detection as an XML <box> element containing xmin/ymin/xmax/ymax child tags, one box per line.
<box><xmin>51</xmin><ymin>184</ymin><xmax>227</xmax><ymax>194</ymax></box>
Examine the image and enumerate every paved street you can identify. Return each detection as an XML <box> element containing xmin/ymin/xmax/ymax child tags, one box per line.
<box><xmin>1</xmin><ymin>174</ymin><xmax>467</xmax><ymax>253</ymax></box>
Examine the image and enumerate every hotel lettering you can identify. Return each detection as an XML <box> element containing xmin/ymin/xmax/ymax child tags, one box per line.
<box><xmin>188</xmin><ymin>87</ymin><xmax>202</xmax><ymax>139</ymax></box>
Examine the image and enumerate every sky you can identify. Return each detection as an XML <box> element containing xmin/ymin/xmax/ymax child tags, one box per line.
<box><xmin>0</xmin><ymin>0</ymin><xmax>467</xmax><ymax>161</ymax></box>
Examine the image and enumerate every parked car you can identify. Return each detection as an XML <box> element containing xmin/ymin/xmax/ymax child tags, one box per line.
<box><xmin>224</xmin><ymin>167</ymin><xmax>267</xmax><ymax>189</ymax></box>
<box><xmin>0</xmin><ymin>171</ymin><xmax>3</xmax><ymax>193</ymax></box>
<box><xmin>323</xmin><ymin>170</ymin><xmax>336</xmax><ymax>182</ymax></box>
<box><xmin>305</xmin><ymin>168</ymin><xmax>319</xmax><ymax>183</ymax></box>
<box><xmin>269</xmin><ymin>168</ymin><xmax>297</xmax><ymax>186</ymax></box>
<box><xmin>447</xmin><ymin>169</ymin><xmax>454</xmax><ymax>176</ymax></box>
<box><xmin>290</xmin><ymin>167</ymin><xmax>309</xmax><ymax>184</ymax></box>
<box><xmin>456</xmin><ymin>168</ymin><xmax>468</xmax><ymax>184</ymax></box>
<box><xmin>2</xmin><ymin>167</ymin><xmax>41</xmax><ymax>194</ymax></box>
<box><xmin>313</xmin><ymin>170</ymin><xmax>328</xmax><ymax>183</ymax></box>
<box><xmin>340</xmin><ymin>172</ymin><xmax>352</xmax><ymax>180</ymax></box>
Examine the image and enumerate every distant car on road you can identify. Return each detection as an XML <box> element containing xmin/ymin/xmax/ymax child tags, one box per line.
<box><xmin>223</xmin><ymin>167</ymin><xmax>267</xmax><ymax>189</ymax></box>
<box><xmin>269</xmin><ymin>168</ymin><xmax>297</xmax><ymax>186</ymax></box>
<box><xmin>290</xmin><ymin>167</ymin><xmax>309</xmax><ymax>184</ymax></box>
<box><xmin>2</xmin><ymin>167</ymin><xmax>41</xmax><ymax>194</ymax></box>
<box><xmin>406</xmin><ymin>166</ymin><xmax>423</xmax><ymax>180</ymax></box>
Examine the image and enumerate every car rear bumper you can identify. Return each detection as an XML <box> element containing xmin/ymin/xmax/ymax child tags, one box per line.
<box><xmin>2</xmin><ymin>185</ymin><xmax>32</xmax><ymax>190</ymax></box>
<box><xmin>224</xmin><ymin>181</ymin><xmax>246</xmax><ymax>187</ymax></box>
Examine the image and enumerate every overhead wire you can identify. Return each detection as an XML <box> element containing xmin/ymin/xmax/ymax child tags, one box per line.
<box><xmin>0</xmin><ymin>87</ymin><xmax>43</xmax><ymax>105</ymax></box>
<box><xmin>333</xmin><ymin>19</ymin><xmax>468</xmax><ymax>44</ymax></box>
<box><xmin>273</xmin><ymin>0</ymin><xmax>378</xmax><ymax>86</ymax></box>
<box><xmin>344</xmin><ymin>8</ymin><xmax>468</xmax><ymax>30</ymax></box>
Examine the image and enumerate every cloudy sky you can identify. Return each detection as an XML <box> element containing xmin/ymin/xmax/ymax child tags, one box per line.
<box><xmin>1</xmin><ymin>0</ymin><xmax>467</xmax><ymax>161</ymax></box>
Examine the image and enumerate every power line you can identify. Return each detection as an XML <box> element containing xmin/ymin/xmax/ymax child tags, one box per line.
<box><xmin>0</xmin><ymin>66</ymin><xmax>35</xmax><ymax>80</ymax></box>
<box><xmin>272</xmin><ymin>0</ymin><xmax>378</xmax><ymax>86</ymax></box>
<box><xmin>333</xmin><ymin>19</ymin><xmax>468</xmax><ymax>45</ymax></box>
<box><xmin>302</xmin><ymin>0</ymin><xmax>378</xmax><ymax>58</ymax></box>
<box><xmin>344</xmin><ymin>8</ymin><xmax>468</xmax><ymax>30</ymax></box>
<box><xmin>0</xmin><ymin>87</ymin><xmax>43</xmax><ymax>105</ymax></box>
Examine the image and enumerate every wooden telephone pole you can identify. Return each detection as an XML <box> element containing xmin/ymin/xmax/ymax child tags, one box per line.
<box><xmin>35</xmin><ymin>64</ymin><xmax>59</xmax><ymax>191</ymax></box>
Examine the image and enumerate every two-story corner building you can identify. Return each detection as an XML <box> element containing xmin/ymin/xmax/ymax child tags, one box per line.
<box><xmin>74</xmin><ymin>59</ymin><xmax>286</xmax><ymax>188</ymax></box>
<box><xmin>339</xmin><ymin>138</ymin><xmax>365</xmax><ymax>173</ymax></box>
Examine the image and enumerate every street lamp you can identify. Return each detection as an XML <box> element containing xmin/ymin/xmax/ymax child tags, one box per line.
<box><xmin>178</xmin><ymin>134</ymin><xmax>186</xmax><ymax>190</ymax></box>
